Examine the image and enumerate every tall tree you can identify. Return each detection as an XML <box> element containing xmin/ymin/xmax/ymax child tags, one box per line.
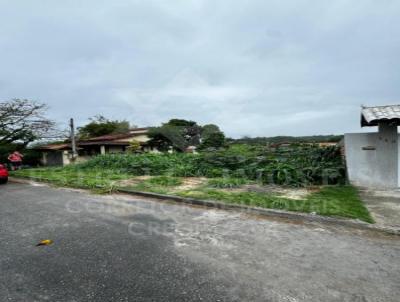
<box><xmin>199</xmin><ymin>124</ymin><xmax>226</xmax><ymax>150</ymax></box>
<box><xmin>148</xmin><ymin>119</ymin><xmax>202</xmax><ymax>152</ymax></box>
<box><xmin>0</xmin><ymin>99</ymin><xmax>55</xmax><ymax>147</ymax></box>
<box><xmin>77</xmin><ymin>115</ymin><xmax>131</xmax><ymax>139</ymax></box>
<box><xmin>148</xmin><ymin>120</ymin><xmax>226</xmax><ymax>152</ymax></box>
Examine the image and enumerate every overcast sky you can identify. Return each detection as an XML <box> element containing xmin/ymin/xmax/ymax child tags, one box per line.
<box><xmin>0</xmin><ymin>1</ymin><xmax>399</xmax><ymax>138</ymax></box>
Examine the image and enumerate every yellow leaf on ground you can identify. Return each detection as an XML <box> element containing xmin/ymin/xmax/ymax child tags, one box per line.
<box><xmin>36</xmin><ymin>239</ymin><xmax>53</xmax><ymax>246</ymax></box>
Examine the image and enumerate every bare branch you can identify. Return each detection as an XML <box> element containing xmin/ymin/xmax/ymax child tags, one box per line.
<box><xmin>0</xmin><ymin>99</ymin><xmax>57</xmax><ymax>145</ymax></box>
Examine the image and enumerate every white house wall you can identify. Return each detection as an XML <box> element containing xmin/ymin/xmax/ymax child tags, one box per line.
<box><xmin>344</xmin><ymin>131</ymin><xmax>398</xmax><ymax>188</ymax></box>
<box><xmin>115</xmin><ymin>134</ymin><xmax>150</xmax><ymax>143</ymax></box>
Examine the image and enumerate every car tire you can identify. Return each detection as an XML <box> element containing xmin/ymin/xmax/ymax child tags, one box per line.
<box><xmin>0</xmin><ymin>177</ymin><xmax>8</xmax><ymax>184</ymax></box>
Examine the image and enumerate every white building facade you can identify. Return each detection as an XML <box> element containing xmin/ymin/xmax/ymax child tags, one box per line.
<box><xmin>345</xmin><ymin>105</ymin><xmax>400</xmax><ymax>188</ymax></box>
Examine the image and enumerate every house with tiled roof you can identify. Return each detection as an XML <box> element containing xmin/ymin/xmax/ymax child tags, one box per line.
<box><xmin>36</xmin><ymin>128</ymin><xmax>158</xmax><ymax>166</ymax></box>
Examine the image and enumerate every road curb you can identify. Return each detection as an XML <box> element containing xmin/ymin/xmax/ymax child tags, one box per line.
<box><xmin>116</xmin><ymin>188</ymin><xmax>400</xmax><ymax>236</ymax></box>
<box><xmin>9</xmin><ymin>176</ymin><xmax>400</xmax><ymax>236</ymax></box>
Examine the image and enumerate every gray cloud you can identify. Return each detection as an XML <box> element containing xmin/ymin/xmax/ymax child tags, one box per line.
<box><xmin>0</xmin><ymin>0</ymin><xmax>399</xmax><ymax>137</ymax></box>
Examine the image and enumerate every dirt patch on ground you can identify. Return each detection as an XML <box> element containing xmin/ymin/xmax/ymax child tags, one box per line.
<box><xmin>174</xmin><ymin>177</ymin><xmax>208</xmax><ymax>191</ymax></box>
<box><xmin>117</xmin><ymin>175</ymin><xmax>152</xmax><ymax>187</ymax></box>
<box><xmin>223</xmin><ymin>184</ymin><xmax>316</xmax><ymax>200</ymax></box>
<box><xmin>118</xmin><ymin>176</ymin><xmax>207</xmax><ymax>191</ymax></box>
<box><xmin>118</xmin><ymin>176</ymin><xmax>316</xmax><ymax>200</ymax></box>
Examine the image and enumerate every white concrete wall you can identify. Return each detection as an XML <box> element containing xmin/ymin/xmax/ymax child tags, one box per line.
<box><xmin>74</xmin><ymin>155</ymin><xmax>91</xmax><ymax>164</ymax></box>
<box><xmin>345</xmin><ymin>128</ymin><xmax>398</xmax><ymax>188</ymax></box>
<box><xmin>62</xmin><ymin>151</ymin><xmax>71</xmax><ymax>166</ymax></box>
<box><xmin>115</xmin><ymin>135</ymin><xmax>149</xmax><ymax>143</ymax></box>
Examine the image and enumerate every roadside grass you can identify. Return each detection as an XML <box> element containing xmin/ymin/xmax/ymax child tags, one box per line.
<box><xmin>304</xmin><ymin>186</ymin><xmax>374</xmax><ymax>223</ymax></box>
<box><xmin>12</xmin><ymin>168</ymin><xmax>373</xmax><ymax>223</ymax></box>
<box><xmin>175</xmin><ymin>186</ymin><xmax>373</xmax><ymax>223</ymax></box>
<box><xmin>122</xmin><ymin>176</ymin><xmax>373</xmax><ymax>223</ymax></box>
<box><xmin>148</xmin><ymin>176</ymin><xmax>183</xmax><ymax>187</ymax></box>
<box><xmin>206</xmin><ymin>177</ymin><xmax>253</xmax><ymax>188</ymax></box>
<box><xmin>11</xmin><ymin>167</ymin><xmax>131</xmax><ymax>191</ymax></box>
<box><xmin>126</xmin><ymin>176</ymin><xmax>184</xmax><ymax>194</ymax></box>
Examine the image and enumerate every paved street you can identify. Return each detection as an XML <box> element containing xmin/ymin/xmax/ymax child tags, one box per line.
<box><xmin>360</xmin><ymin>188</ymin><xmax>400</xmax><ymax>232</ymax></box>
<box><xmin>1</xmin><ymin>183</ymin><xmax>400</xmax><ymax>302</ymax></box>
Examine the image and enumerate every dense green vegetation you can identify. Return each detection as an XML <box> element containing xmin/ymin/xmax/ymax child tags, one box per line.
<box><xmin>75</xmin><ymin>144</ymin><xmax>345</xmax><ymax>187</ymax></box>
<box><xmin>12</xmin><ymin>143</ymin><xmax>371</xmax><ymax>222</ymax></box>
<box><xmin>230</xmin><ymin>135</ymin><xmax>343</xmax><ymax>145</ymax></box>
<box><xmin>77</xmin><ymin>115</ymin><xmax>131</xmax><ymax>139</ymax></box>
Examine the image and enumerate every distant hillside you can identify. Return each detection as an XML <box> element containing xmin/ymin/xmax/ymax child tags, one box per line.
<box><xmin>229</xmin><ymin>135</ymin><xmax>343</xmax><ymax>145</ymax></box>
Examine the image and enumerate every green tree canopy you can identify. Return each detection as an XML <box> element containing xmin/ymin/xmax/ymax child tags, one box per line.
<box><xmin>199</xmin><ymin>124</ymin><xmax>226</xmax><ymax>150</ymax></box>
<box><xmin>148</xmin><ymin>120</ymin><xmax>225</xmax><ymax>152</ymax></box>
<box><xmin>77</xmin><ymin>115</ymin><xmax>131</xmax><ymax>139</ymax></box>
<box><xmin>148</xmin><ymin>119</ymin><xmax>202</xmax><ymax>152</ymax></box>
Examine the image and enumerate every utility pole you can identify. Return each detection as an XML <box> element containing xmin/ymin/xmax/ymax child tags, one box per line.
<box><xmin>70</xmin><ymin>118</ymin><xmax>78</xmax><ymax>159</ymax></box>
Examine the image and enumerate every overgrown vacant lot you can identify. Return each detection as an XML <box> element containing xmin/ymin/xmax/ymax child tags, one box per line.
<box><xmin>12</xmin><ymin>146</ymin><xmax>373</xmax><ymax>223</ymax></box>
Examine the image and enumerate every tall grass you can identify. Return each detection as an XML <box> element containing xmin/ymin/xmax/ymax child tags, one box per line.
<box><xmin>75</xmin><ymin>145</ymin><xmax>345</xmax><ymax>187</ymax></box>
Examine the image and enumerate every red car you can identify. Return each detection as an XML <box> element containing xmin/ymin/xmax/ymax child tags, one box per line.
<box><xmin>0</xmin><ymin>164</ymin><xmax>9</xmax><ymax>184</ymax></box>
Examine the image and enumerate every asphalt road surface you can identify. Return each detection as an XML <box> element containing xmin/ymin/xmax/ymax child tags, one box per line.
<box><xmin>1</xmin><ymin>182</ymin><xmax>400</xmax><ymax>302</ymax></box>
